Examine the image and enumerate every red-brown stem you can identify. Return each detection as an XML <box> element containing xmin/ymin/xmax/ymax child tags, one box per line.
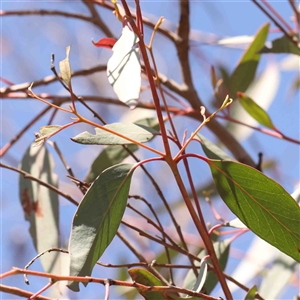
<box><xmin>167</xmin><ymin>161</ymin><xmax>232</xmax><ymax>299</ymax></box>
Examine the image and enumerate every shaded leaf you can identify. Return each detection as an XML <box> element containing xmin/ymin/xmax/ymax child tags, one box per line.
<box><xmin>260</xmin><ymin>35</ymin><xmax>300</xmax><ymax>56</ymax></box>
<box><xmin>107</xmin><ymin>25</ymin><xmax>141</xmax><ymax>109</ymax></box>
<box><xmin>128</xmin><ymin>268</ymin><xmax>168</xmax><ymax>300</ymax></box>
<box><xmin>59</xmin><ymin>46</ymin><xmax>71</xmax><ymax>86</ymax></box>
<box><xmin>197</xmin><ymin>134</ymin><xmax>235</xmax><ymax>161</ymax></box>
<box><xmin>245</xmin><ymin>285</ymin><xmax>257</xmax><ymax>300</ymax></box>
<box><xmin>71</xmin><ymin>123</ymin><xmax>157</xmax><ymax>145</ymax></box>
<box><xmin>85</xmin><ymin>144</ymin><xmax>138</xmax><ymax>183</ymax></box>
<box><xmin>230</xmin><ymin>23</ymin><xmax>269</xmax><ymax>96</ymax></box>
<box><xmin>237</xmin><ymin>92</ymin><xmax>275</xmax><ymax>129</ymax></box>
<box><xmin>68</xmin><ymin>163</ymin><xmax>135</xmax><ymax>291</ymax></box>
<box><xmin>134</xmin><ymin>117</ymin><xmax>160</xmax><ymax>132</ymax></box>
<box><xmin>19</xmin><ymin>144</ymin><xmax>60</xmax><ymax>273</ymax></box>
<box><xmin>208</xmin><ymin>160</ymin><xmax>300</xmax><ymax>262</ymax></box>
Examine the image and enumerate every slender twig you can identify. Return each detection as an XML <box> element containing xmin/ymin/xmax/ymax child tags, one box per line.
<box><xmin>83</xmin><ymin>1</ymin><xmax>115</xmax><ymax>38</ymax></box>
<box><xmin>2</xmin><ymin>268</ymin><xmax>221</xmax><ymax>300</ymax></box>
<box><xmin>0</xmin><ymin>162</ymin><xmax>78</xmax><ymax>206</ymax></box>
<box><xmin>0</xmin><ymin>284</ymin><xmax>52</xmax><ymax>300</ymax></box>
<box><xmin>252</xmin><ymin>0</ymin><xmax>300</xmax><ymax>49</ymax></box>
<box><xmin>116</xmin><ymin>231</ymin><xmax>169</xmax><ymax>286</ymax></box>
<box><xmin>0</xmin><ymin>65</ymin><xmax>107</xmax><ymax>95</ymax></box>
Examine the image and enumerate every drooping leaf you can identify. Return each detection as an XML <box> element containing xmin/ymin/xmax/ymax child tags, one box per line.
<box><xmin>107</xmin><ymin>25</ymin><xmax>141</xmax><ymax>109</ymax></box>
<box><xmin>85</xmin><ymin>144</ymin><xmax>138</xmax><ymax>183</ymax></box>
<box><xmin>71</xmin><ymin>123</ymin><xmax>157</xmax><ymax>145</ymax></box>
<box><xmin>59</xmin><ymin>46</ymin><xmax>71</xmax><ymax>86</ymax></box>
<box><xmin>197</xmin><ymin>134</ymin><xmax>235</xmax><ymax>161</ymax></box>
<box><xmin>237</xmin><ymin>92</ymin><xmax>275</xmax><ymax>129</ymax></box>
<box><xmin>260</xmin><ymin>35</ymin><xmax>300</xmax><ymax>56</ymax></box>
<box><xmin>245</xmin><ymin>285</ymin><xmax>257</xmax><ymax>300</ymax></box>
<box><xmin>230</xmin><ymin>23</ymin><xmax>269</xmax><ymax>96</ymax></box>
<box><xmin>208</xmin><ymin>160</ymin><xmax>300</xmax><ymax>262</ymax></box>
<box><xmin>68</xmin><ymin>163</ymin><xmax>135</xmax><ymax>291</ymax></box>
<box><xmin>19</xmin><ymin>144</ymin><xmax>60</xmax><ymax>273</ymax></box>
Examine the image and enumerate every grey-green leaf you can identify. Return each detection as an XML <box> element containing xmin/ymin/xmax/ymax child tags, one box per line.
<box><xmin>19</xmin><ymin>144</ymin><xmax>60</xmax><ymax>273</ymax></box>
<box><xmin>59</xmin><ymin>46</ymin><xmax>71</xmax><ymax>86</ymax></box>
<box><xmin>68</xmin><ymin>163</ymin><xmax>135</xmax><ymax>291</ymax></box>
<box><xmin>71</xmin><ymin>123</ymin><xmax>157</xmax><ymax>145</ymax></box>
<box><xmin>198</xmin><ymin>134</ymin><xmax>235</xmax><ymax>161</ymax></box>
<box><xmin>85</xmin><ymin>144</ymin><xmax>138</xmax><ymax>183</ymax></box>
<box><xmin>208</xmin><ymin>160</ymin><xmax>300</xmax><ymax>262</ymax></box>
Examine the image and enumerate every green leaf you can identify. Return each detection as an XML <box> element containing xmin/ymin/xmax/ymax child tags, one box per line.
<box><xmin>71</xmin><ymin>123</ymin><xmax>157</xmax><ymax>145</ymax></box>
<box><xmin>230</xmin><ymin>23</ymin><xmax>269</xmax><ymax>96</ymax></box>
<box><xmin>245</xmin><ymin>285</ymin><xmax>257</xmax><ymax>300</ymax></box>
<box><xmin>19</xmin><ymin>144</ymin><xmax>60</xmax><ymax>273</ymax></box>
<box><xmin>208</xmin><ymin>160</ymin><xmax>300</xmax><ymax>262</ymax></box>
<box><xmin>198</xmin><ymin>134</ymin><xmax>235</xmax><ymax>161</ymax></box>
<box><xmin>237</xmin><ymin>92</ymin><xmax>275</xmax><ymax>129</ymax></box>
<box><xmin>134</xmin><ymin>117</ymin><xmax>160</xmax><ymax>132</ymax></box>
<box><xmin>68</xmin><ymin>163</ymin><xmax>135</xmax><ymax>291</ymax></box>
<box><xmin>84</xmin><ymin>144</ymin><xmax>138</xmax><ymax>183</ymax></box>
<box><xmin>258</xmin><ymin>187</ymin><xmax>300</xmax><ymax>299</ymax></box>
<box><xmin>260</xmin><ymin>35</ymin><xmax>300</xmax><ymax>56</ymax></box>
<box><xmin>127</xmin><ymin>268</ymin><xmax>167</xmax><ymax>300</ymax></box>
<box><xmin>59</xmin><ymin>46</ymin><xmax>71</xmax><ymax>86</ymax></box>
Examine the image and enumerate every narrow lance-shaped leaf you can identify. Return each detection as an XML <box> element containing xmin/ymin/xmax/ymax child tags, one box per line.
<box><xmin>230</xmin><ymin>23</ymin><xmax>269</xmax><ymax>96</ymax></box>
<box><xmin>68</xmin><ymin>163</ymin><xmax>135</xmax><ymax>291</ymax></box>
<box><xmin>59</xmin><ymin>46</ymin><xmax>71</xmax><ymax>86</ymax></box>
<box><xmin>237</xmin><ymin>92</ymin><xmax>275</xmax><ymax>129</ymax></box>
<box><xmin>71</xmin><ymin>122</ymin><xmax>157</xmax><ymax>145</ymax></box>
<box><xmin>19</xmin><ymin>144</ymin><xmax>60</xmax><ymax>273</ymax></box>
<box><xmin>208</xmin><ymin>160</ymin><xmax>300</xmax><ymax>262</ymax></box>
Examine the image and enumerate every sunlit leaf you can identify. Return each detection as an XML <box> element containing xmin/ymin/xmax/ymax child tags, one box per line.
<box><xmin>19</xmin><ymin>144</ymin><xmax>60</xmax><ymax>273</ymax></box>
<box><xmin>68</xmin><ymin>163</ymin><xmax>135</xmax><ymax>291</ymax></box>
<box><xmin>208</xmin><ymin>160</ymin><xmax>300</xmax><ymax>262</ymax></box>
<box><xmin>197</xmin><ymin>134</ymin><xmax>235</xmax><ymax>161</ymax></box>
<box><xmin>245</xmin><ymin>285</ymin><xmax>257</xmax><ymax>300</ymax></box>
<box><xmin>85</xmin><ymin>144</ymin><xmax>138</xmax><ymax>183</ymax></box>
<box><xmin>230</xmin><ymin>23</ymin><xmax>269</xmax><ymax>96</ymax></box>
<box><xmin>71</xmin><ymin>123</ymin><xmax>157</xmax><ymax>145</ymax></box>
<box><xmin>258</xmin><ymin>186</ymin><xmax>300</xmax><ymax>299</ymax></box>
<box><xmin>237</xmin><ymin>92</ymin><xmax>275</xmax><ymax>129</ymax></box>
<box><xmin>59</xmin><ymin>46</ymin><xmax>71</xmax><ymax>86</ymax></box>
<box><xmin>260</xmin><ymin>35</ymin><xmax>300</xmax><ymax>56</ymax></box>
<box><xmin>107</xmin><ymin>25</ymin><xmax>141</xmax><ymax>109</ymax></box>
<box><xmin>191</xmin><ymin>260</ymin><xmax>208</xmax><ymax>294</ymax></box>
